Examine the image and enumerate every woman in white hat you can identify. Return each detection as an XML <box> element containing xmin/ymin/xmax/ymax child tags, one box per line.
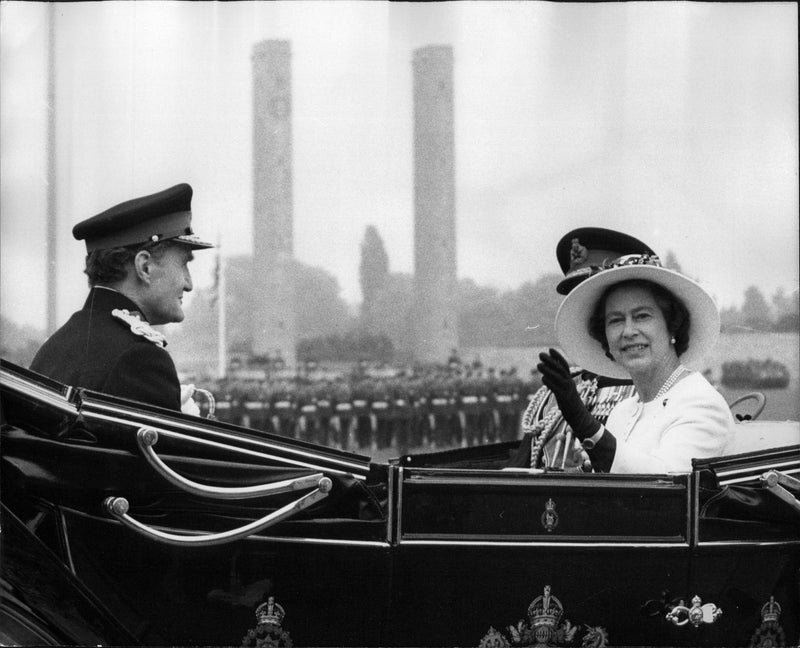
<box><xmin>538</xmin><ymin>254</ymin><xmax>734</xmax><ymax>473</ymax></box>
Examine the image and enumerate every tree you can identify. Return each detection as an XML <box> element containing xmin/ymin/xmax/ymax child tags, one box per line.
<box><xmin>719</xmin><ymin>305</ymin><xmax>745</xmax><ymax>333</ymax></box>
<box><xmin>508</xmin><ymin>274</ymin><xmax>563</xmax><ymax>346</ymax></box>
<box><xmin>771</xmin><ymin>286</ymin><xmax>800</xmax><ymax>332</ymax></box>
<box><xmin>294</xmin><ymin>262</ymin><xmax>354</xmax><ymax>340</ymax></box>
<box><xmin>740</xmin><ymin>285</ymin><xmax>773</xmax><ymax>332</ymax></box>
<box><xmin>368</xmin><ymin>273</ymin><xmax>415</xmax><ymax>359</ymax></box>
<box><xmin>457</xmin><ymin>279</ymin><xmax>504</xmax><ymax>347</ymax></box>
<box><xmin>455</xmin><ymin>273</ymin><xmax>563</xmax><ymax>347</ymax></box>
<box><xmin>359</xmin><ymin>225</ymin><xmax>389</xmax><ymax>326</ymax></box>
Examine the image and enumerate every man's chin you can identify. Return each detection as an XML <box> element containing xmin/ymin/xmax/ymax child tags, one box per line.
<box><xmin>162</xmin><ymin>309</ymin><xmax>185</xmax><ymax>325</ymax></box>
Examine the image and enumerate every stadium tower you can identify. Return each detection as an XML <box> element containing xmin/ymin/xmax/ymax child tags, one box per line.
<box><xmin>251</xmin><ymin>40</ymin><xmax>296</xmax><ymax>368</ymax></box>
<box><xmin>412</xmin><ymin>45</ymin><xmax>458</xmax><ymax>363</ymax></box>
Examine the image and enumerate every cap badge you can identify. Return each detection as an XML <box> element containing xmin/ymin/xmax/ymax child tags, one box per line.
<box><xmin>112</xmin><ymin>309</ymin><xmax>167</xmax><ymax>348</ymax></box>
<box><xmin>569</xmin><ymin>238</ymin><xmax>588</xmax><ymax>269</ymax></box>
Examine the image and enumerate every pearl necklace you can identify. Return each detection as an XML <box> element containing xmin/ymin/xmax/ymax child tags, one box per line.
<box><xmin>652</xmin><ymin>364</ymin><xmax>687</xmax><ymax>401</ymax></box>
<box><xmin>624</xmin><ymin>364</ymin><xmax>688</xmax><ymax>442</ymax></box>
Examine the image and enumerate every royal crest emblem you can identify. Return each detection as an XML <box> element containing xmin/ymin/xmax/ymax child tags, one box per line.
<box><xmin>748</xmin><ymin>596</ymin><xmax>785</xmax><ymax>648</ymax></box>
<box><xmin>541</xmin><ymin>498</ymin><xmax>559</xmax><ymax>532</ymax></box>
<box><xmin>241</xmin><ymin>596</ymin><xmax>293</xmax><ymax>648</ymax></box>
<box><xmin>478</xmin><ymin>585</ymin><xmax>609</xmax><ymax>648</ymax></box>
<box><xmin>111</xmin><ymin>309</ymin><xmax>167</xmax><ymax>347</ymax></box>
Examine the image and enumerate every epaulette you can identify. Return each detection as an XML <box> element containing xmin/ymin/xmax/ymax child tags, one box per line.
<box><xmin>111</xmin><ymin>309</ymin><xmax>167</xmax><ymax>348</ymax></box>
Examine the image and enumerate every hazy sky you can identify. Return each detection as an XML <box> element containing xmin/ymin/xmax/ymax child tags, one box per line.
<box><xmin>1</xmin><ymin>1</ymin><xmax>798</xmax><ymax>332</ymax></box>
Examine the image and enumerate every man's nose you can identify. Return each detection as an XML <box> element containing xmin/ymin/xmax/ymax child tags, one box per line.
<box><xmin>184</xmin><ymin>269</ymin><xmax>193</xmax><ymax>292</ymax></box>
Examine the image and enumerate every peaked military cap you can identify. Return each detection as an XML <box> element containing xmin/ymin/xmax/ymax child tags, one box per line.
<box><xmin>555</xmin><ymin>227</ymin><xmax>654</xmax><ymax>295</ymax></box>
<box><xmin>73</xmin><ymin>183</ymin><xmax>213</xmax><ymax>252</ymax></box>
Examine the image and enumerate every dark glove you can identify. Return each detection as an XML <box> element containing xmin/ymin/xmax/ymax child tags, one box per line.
<box><xmin>537</xmin><ymin>348</ymin><xmax>600</xmax><ymax>441</ymax></box>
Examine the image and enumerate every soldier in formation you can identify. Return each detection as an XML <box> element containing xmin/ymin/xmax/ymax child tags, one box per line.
<box><xmin>205</xmin><ymin>360</ymin><xmax>531</xmax><ymax>454</ymax></box>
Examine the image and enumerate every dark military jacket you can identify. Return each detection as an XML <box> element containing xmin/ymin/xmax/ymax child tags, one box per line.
<box><xmin>29</xmin><ymin>286</ymin><xmax>181</xmax><ymax>410</ymax></box>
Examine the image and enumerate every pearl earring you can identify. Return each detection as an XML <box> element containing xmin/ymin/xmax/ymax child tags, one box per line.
<box><xmin>670</xmin><ymin>336</ymin><xmax>676</xmax><ymax>345</ymax></box>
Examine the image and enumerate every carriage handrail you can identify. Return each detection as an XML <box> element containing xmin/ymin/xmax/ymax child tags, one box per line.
<box><xmin>136</xmin><ymin>427</ymin><xmax>327</xmax><ymax>499</ymax></box>
<box><xmin>103</xmin><ymin>476</ymin><xmax>332</xmax><ymax>547</ymax></box>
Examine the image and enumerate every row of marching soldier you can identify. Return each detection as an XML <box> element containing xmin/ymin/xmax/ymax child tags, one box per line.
<box><xmin>203</xmin><ymin>366</ymin><xmax>541</xmax><ymax>454</ymax></box>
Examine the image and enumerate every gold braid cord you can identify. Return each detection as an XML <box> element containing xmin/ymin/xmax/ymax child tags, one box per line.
<box><xmin>521</xmin><ymin>378</ymin><xmax>600</xmax><ymax>471</ymax></box>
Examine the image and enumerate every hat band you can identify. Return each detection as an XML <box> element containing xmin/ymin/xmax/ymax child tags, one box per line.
<box><xmin>85</xmin><ymin>212</ymin><xmax>193</xmax><ymax>252</ymax></box>
<box><xmin>597</xmin><ymin>253</ymin><xmax>663</xmax><ymax>271</ymax></box>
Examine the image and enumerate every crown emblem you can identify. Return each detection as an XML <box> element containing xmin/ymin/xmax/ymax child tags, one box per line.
<box><xmin>748</xmin><ymin>595</ymin><xmax>786</xmax><ymax>647</ymax></box>
<box><xmin>241</xmin><ymin>596</ymin><xmax>293</xmax><ymax>647</ymax></box>
<box><xmin>540</xmin><ymin>498</ymin><xmax>559</xmax><ymax>532</ymax></box>
<box><xmin>478</xmin><ymin>584</ymin><xmax>606</xmax><ymax>648</ymax></box>
<box><xmin>760</xmin><ymin>596</ymin><xmax>781</xmax><ymax>623</ymax></box>
<box><xmin>255</xmin><ymin>597</ymin><xmax>285</xmax><ymax>627</ymax></box>
<box><xmin>528</xmin><ymin>586</ymin><xmax>564</xmax><ymax>633</ymax></box>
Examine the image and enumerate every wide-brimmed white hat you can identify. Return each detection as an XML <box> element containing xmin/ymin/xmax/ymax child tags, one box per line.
<box><xmin>555</xmin><ymin>254</ymin><xmax>720</xmax><ymax>379</ymax></box>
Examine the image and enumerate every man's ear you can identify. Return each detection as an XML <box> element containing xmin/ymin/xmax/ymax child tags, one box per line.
<box><xmin>133</xmin><ymin>250</ymin><xmax>154</xmax><ymax>283</ymax></box>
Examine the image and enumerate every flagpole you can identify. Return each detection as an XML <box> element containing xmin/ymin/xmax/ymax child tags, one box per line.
<box><xmin>216</xmin><ymin>240</ymin><xmax>227</xmax><ymax>380</ymax></box>
<box><xmin>46</xmin><ymin>3</ymin><xmax>57</xmax><ymax>334</ymax></box>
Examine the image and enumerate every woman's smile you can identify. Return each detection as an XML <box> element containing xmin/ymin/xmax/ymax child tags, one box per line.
<box><xmin>620</xmin><ymin>342</ymin><xmax>649</xmax><ymax>354</ymax></box>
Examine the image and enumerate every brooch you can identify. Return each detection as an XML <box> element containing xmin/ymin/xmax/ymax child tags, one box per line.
<box><xmin>112</xmin><ymin>309</ymin><xmax>167</xmax><ymax>348</ymax></box>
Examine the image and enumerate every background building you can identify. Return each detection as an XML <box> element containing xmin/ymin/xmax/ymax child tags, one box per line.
<box><xmin>252</xmin><ymin>39</ymin><xmax>296</xmax><ymax>368</ymax></box>
<box><xmin>412</xmin><ymin>45</ymin><xmax>458</xmax><ymax>363</ymax></box>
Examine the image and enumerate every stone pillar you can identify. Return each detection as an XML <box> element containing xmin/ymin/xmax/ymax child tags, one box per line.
<box><xmin>412</xmin><ymin>45</ymin><xmax>458</xmax><ymax>364</ymax></box>
<box><xmin>252</xmin><ymin>40</ymin><xmax>296</xmax><ymax>368</ymax></box>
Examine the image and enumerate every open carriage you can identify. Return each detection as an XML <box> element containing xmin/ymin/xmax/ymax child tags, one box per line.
<box><xmin>1</xmin><ymin>358</ymin><xmax>798</xmax><ymax>647</ymax></box>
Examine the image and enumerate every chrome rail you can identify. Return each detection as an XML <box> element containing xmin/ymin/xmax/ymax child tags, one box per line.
<box><xmin>104</xmin><ymin>476</ymin><xmax>332</xmax><ymax>547</ymax></box>
<box><xmin>102</xmin><ymin>425</ymin><xmax>336</xmax><ymax>545</ymax></box>
<box><xmin>136</xmin><ymin>427</ymin><xmax>324</xmax><ymax>499</ymax></box>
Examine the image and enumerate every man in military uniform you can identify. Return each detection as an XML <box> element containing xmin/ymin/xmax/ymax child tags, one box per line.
<box><xmin>507</xmin><ymin>227</ymin><xmax>654</xmax><ymax>469</ymax></box>
<box><xmin>30</xmin><ymin>183</ymin><xmax>213</xmax><ymax>411</ymax></box>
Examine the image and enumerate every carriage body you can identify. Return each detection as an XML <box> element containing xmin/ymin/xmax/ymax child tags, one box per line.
<box><xmin>1</xmin><ymin>359</ymin><xmax>798</xmax><ymax>647</ymax></box>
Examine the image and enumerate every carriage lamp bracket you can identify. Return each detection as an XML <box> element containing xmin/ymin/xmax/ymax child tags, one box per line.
<box><xmin>759</xmin><ymin>470</ymin><xmax>800</xmax><ymax>514</ymax></box>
